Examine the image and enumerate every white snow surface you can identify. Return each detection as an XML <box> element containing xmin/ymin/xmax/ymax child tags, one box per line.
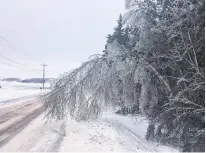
<box><xmin>0</xmin><ymin>81</ymin><xmax>50</xmax><ymax>103</ymax></box>
<box><xmin>0</xmin><ymin>112</ymin><xmax>179</xmax><ymax>152</ymax></box>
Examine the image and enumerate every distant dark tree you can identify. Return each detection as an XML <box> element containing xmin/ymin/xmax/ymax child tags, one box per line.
<box><xmin>113</xmin><ymin>14</ymin><xmax>124</xmax><ymax>45</ymax></box>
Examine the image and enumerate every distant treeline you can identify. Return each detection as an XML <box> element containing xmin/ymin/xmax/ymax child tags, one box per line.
<box><xmin>1</xmin><ymin>78</ymin><xmax>54</xmax><ymax>83</ymax></box>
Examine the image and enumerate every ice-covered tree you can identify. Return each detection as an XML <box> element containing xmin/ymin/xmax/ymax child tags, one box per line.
<box><xmin>44</xmin><ymin>0</ymin><xmax>204</xmax><ymax>151</ymax></box>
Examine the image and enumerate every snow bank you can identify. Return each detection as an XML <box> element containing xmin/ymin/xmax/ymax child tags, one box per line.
<box><xmin>101</xmin><ymin>112</ymin><xmax>178</xmax><ymax>152</ymax></box>
<box><xmin>60</xmin><ymin>113</ymin><xmax>178</xmax><ymax>152</ymax></box>
<box><xmin>102</xmin><ymin>112</ymin><xmax>148</xmax><ymax>139</ymax></box>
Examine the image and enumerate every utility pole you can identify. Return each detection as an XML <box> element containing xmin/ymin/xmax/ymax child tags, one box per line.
<box><xmin>41</xmin><ymin>64</ymin><xmax>47</xmax><ymax>89</ymax></box>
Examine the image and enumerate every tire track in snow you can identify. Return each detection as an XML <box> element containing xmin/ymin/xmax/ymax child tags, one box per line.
<box><xmin>0</xmin><ymin>107</ymin><xmax>43</xmax><ymax>148</ymax></box>
<box><xmin>49</xmin><ymin>122</ymin><xmax>66</xmax><ymax>152</ymax></box>
<box><xmin>30</xmin><ymin>121</ymin><xmax>67</xmax><ymax>152</ymax></box>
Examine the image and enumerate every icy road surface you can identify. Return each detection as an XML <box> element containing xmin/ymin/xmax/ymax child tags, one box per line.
<box><xmin>0</xmin><ymin>97</ymin><xmax>43</xmax><ymax>148</ymax></box>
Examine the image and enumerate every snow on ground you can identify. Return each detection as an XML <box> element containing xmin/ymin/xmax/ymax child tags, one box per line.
<box><xmin>0</xmin><ymin>81</ymin><xmax>50</xmax><ymax>89</ymax></box>
<box><xmin>0</xmin><ymin>81</ymin><xmax>50</xmax><ymax>103</ymax></box>
<box><xmin>1</xmin><ymin>114</ymin><xmax>67</xmax><ymax>152</ymax></box>
<box><xmin>101</xmin><ymin>112</ymin><xmax>178</xmax><ymax>152</ymax></box>
<box><xmin>0</xmin><ymin>112</ymin><xmax>179</xmax><ymax>152</ymax></box>
<box><xmin>60</xmin><ymin>113</ymin><xmax>178</xmax><ymax>152</ymax></box>
<box><xmin>0</xmin><ymin>80</ymin><xmax>178</xmax><ymax>152</ymax></box>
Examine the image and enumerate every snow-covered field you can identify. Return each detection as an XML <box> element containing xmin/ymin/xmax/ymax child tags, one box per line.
<box><xmin>0</xmin><ymin>81</ymin><xmax>50</xmax><ymax>103</ymax></box>
<box><xmin>0</xmin><ymin>112</ymin><xmax>178</xmax><ymax>152</ymax></box>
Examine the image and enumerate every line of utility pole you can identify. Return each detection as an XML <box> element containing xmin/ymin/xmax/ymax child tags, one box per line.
<box><xmin>41</xmin><ymin>64</ymin><xmax>47</xmax><ymax>89</ymax></box>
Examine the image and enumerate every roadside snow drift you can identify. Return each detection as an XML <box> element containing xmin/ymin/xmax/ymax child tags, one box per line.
<box><xmin>0</xmin><ymin>112</ymin><xmax>178</xmax><ymax>152</ymax></box>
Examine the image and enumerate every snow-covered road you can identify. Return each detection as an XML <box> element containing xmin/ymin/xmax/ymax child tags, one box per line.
<box><xmin>0</xmin><ymin>97</ymin><xmax>43</xmax><ymax>148</ymax></box>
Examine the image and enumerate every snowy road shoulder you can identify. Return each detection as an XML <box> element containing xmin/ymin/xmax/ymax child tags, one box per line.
<box><xmin>0</xmin><ymin>112</ymin><xmax>179</xmax><ymax>152</ymax></box>
<box><xmin>60</xmin><ymin>114</ymin><xmax>177</xmax><ymax>152</ymax></box>
<box><xmin>101</xmin><ymin>113</ymin><xmax>178</xmax><ymax>152</ymax></box>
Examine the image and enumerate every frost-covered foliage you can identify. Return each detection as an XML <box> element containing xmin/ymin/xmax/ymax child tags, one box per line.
<box><xmin>44</xmin><ymin>0</ymin><xmax>204</xmax><ymax>151</ymax></box>
<box><xmin>124</xmin><ymin>0</ymin><xmax>205</xmax><ymax>151</ymax></box>
<box><xmin>44</xmin><ymin>41</ymin><xmax>139</xmax><ymax>121</ymax></box>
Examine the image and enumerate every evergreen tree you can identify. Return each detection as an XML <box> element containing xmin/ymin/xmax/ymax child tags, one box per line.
<box><xmin>123</xmin><ymin>25</ymin><xmax>131</xmax><ymax>49</ymax></box>
<box><xmin>113</xmin><ymin>14</ymin><xmax>124</xmax><ymax>45</ymax></box>
<box><xmin>106</xmin><ymin>34</ymin><xmax>114</xmax><ymax>44</ymax></box>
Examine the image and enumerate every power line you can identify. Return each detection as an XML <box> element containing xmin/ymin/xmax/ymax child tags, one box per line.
<box><xmin>0</xmin><ymin>61</ymin><xmax>41</xmax><ymax>81</ymax></box>
<box><xmin>0</xmin><ymin>54</ymin><xmax>42</xmax><ymax>71</ymax></box>
<box><xmin>0</xmin><ymin>61</ymin><xmax>41</xmax><ymax>72</ymax></box>
<box><xmin>0</xmin><ymin>36</ymin><xmax>59</xmax><ymax>74</ymax></box>
<box><xmin>0</xmin><ymin>61</ymin><xmax>28</xmax><ymax>71</ymax></box>
<box><xmin>0</xmin><ymin>35</ymin><xmax>44</xmax><ymax>64</ymax></box>
<box><xmin>0</xmin><ymin>36</ymin><xmax>11</xmax><ymax>45</ymax></box>
<box><xmin>0</xmin><ymin>54</ymin><xmax>60</xmax><ymax>74</ymax></box>
<box><xmin>6</xmin><ymin>47</ymin><xmax>44</xmax><ymax>64</ymax></box>
<box><xmin>0</xmin><ymin>53</ymin><xmax>60</xmax><ymax>74</ymax></box>
<box><xmin>0</xmin><ymin>54</ymin><xmax>25</xmax><ymax>67</ymax></box>
<box><xmin>0</xmin><ymin>61</ymin><xmax>15</xmax><ymax>68</ymax></box>
<box><xmin>1</xmin><ymin>43</ymin><xmax>44</xmax><ymax>64</ymax></box>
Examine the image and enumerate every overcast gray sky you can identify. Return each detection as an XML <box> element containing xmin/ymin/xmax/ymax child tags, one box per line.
<box><xmin>0</xmin><ymin>0</ymin><xmax>125</xmax><ymax>79</ymax></box>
